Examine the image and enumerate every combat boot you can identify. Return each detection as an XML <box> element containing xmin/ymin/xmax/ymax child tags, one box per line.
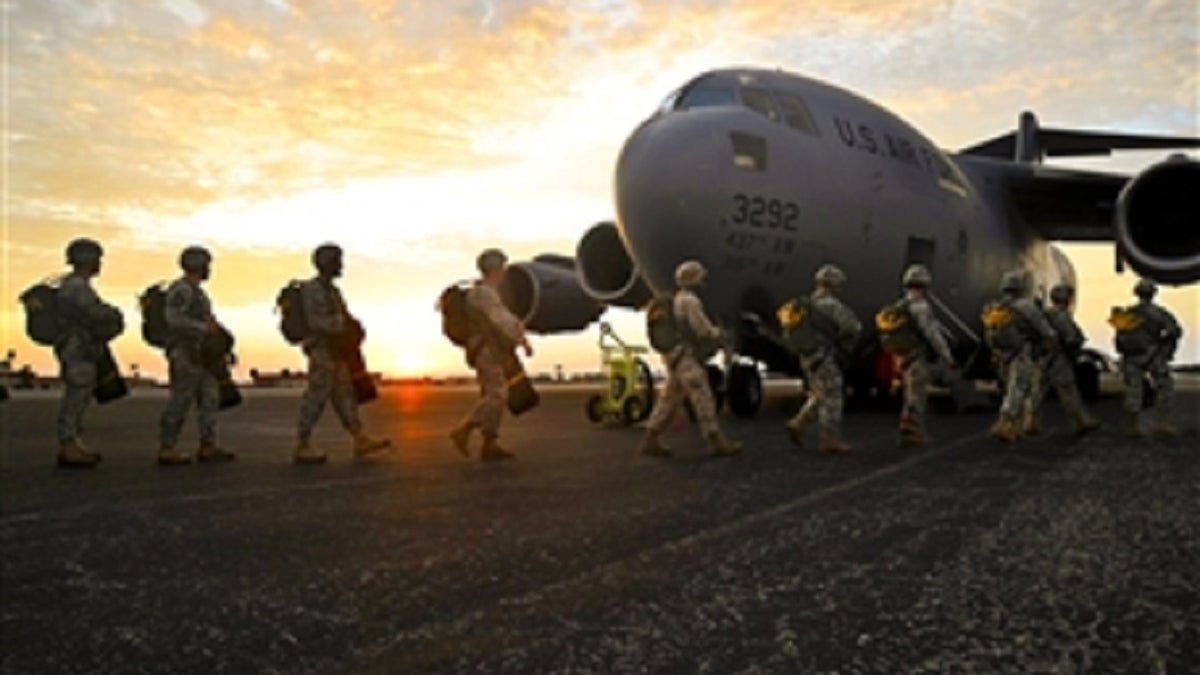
<box><xmin>989</xmin><ymin>414</ymin><xmax>1020</xmax><ymax>443</ymax></box>
<box><xmin>1072</xmin><ymin>414</ymin><xmax>1102</xmax><ymax>437</ymax></box>
<box><xmin>480</xmin><ymin>437</ymin><xmax>515</xmax><ymax>462</ymax></box>
<box><xmin>449</xmin><ymin>424</ymin><xmax>473</xmax><ymax>457</ymax></box>
<box><xmin>898</xmin><ymin>415</ymin><xmax>928</xmax><ymax>448</ymax></box>
<box><xmin>818</xmin><ymin>428</ymin><xmax>852</xmax><ymax>455</ymax></box>
<box><xmin>197</xmin><ymin>444</ymin><xmax>236</xmax><ymax>462</ymax></box>
<box><xmin>1021</xmin><ymin>411</ymin><xmax>1042</xmax><ymax>437</ymax></box>
<box><xmin>1151</xmin><ymin>420</ymin><xmax>1182</xmax><ymax>440</ymax></box>
<box><xmin>293</xmin><ymin>438</ymin><xmax>328</xmax><ymax>465</ymax></box>
<box><xmin>57</xmin><ymin>439</ymin><xmax>99</xmax><ymax>469</ymax></box>
<box><xmin>707</xmin><ymin>432</ymin><xmax>743</xmax><ymax>457</ymax></box>
<box><xmin>157</xmin><ymin>447</ymin><xmax>192</xmax><ymax>466</ymax></box>
<box><xmin>638</xmin><ymin>430</ymin><xmax>672</xmax><ymax>457</ymax></box>
<box><xmin>352</xmin><ymin>432</ymin><xmax>391</xmax><ymax>458</ymax></box>
<box><xmin>1123</xmin><ymin>412</ymin><xmax>1144</xmax><ymax>439</ymax></box>
<box><xmin>784</xmin><ymin>414</ymin><xmax>812</xmax><ymax>449</ymax></box>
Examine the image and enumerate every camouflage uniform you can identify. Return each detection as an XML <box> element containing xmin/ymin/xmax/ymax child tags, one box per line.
<box><xmin>896</xmin><ymin>290</ymin><xmax>954</xmax><ymax>437</ymax></box>
<box><xmin>645</xmin><ymin>289</ymin><xmax>724</xmax><ymax>439</ymax></box>
<box><xmin>54</xmin><ymin>274</ymin><xmax>122</xmax><ymax>444</ymax></box>
<box><xmin>790</xmin><ymin>289</ymin><xmax>861</xmax><ymax>438</ymax></box>
<box><xmin>297</xmin><ymin>277</ymin><xmax>362</xmax><ymax>439</ymax></box>
<box><xmin>159</xmin><ymin>278</ymin><xmax>219</xmax><ymax>448</ymax></box>
<box><xmin>993</xmin><ymin>296</ymin><xmax>1056</xmax><ymax>421</ymax></box>
<box><xmin>1120</xmin><ymin>299</ymin><xmax>1181</xmax><ymax>432</ymax></box>
<box><xmin>1025</xmin><ymin>304</ymin><xmax>1095</xmax><ymax>431</ymax></box>
<box><xmin>459</xmin><ymin>283</ymin><xmax>526</xmax><ymax>441</ymax></box>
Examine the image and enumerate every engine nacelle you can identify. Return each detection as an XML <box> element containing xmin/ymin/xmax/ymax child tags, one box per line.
<box><xmin>499</xmin><ymin>256</ymin><xmax>604</xmax><ymax>334</ymax></box>
<box><xmin>1116</xmin><ymin>155</ymin><xmax>1200</xmax><ymax>285</ymax></box>
<box><xmin>576</xmin><ymin>221</ymin><xmax>653</xmax><ymax>309</ymax></box>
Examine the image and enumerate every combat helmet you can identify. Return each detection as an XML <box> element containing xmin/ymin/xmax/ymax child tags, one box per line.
<box><xmin>65</xmin><ymin>238</ymin><xmax>103</xmax><ymax>267</ymax></box>
<box><xmin>312</xmin><ymin>243</ymin><xmax>343</xmax><ymax>274</ymax></box>
<box><xmin>675</xmin><ymin>260</ymin><xmax>708</xmax><ymax>288</ymax></box>
<box><xmin>1000</xmin><ymin>270</ymin><xmax>1026</xmax><ymax>294</ymax></box>
<box><xmin>179</xmin><ymin>246</ymin><xmax>212</xmax><ymax>274</ymax></box>
<box><xmin>1049</xmin><ymin>284</ymin><xmax>1074</xmax><ymax>304</ymax></box>
<box><xmin>815</xmin><ymin>264</ymin><xmax>846</xmax><ymax>287</ymax></box>
<box><xmin>477</xmin><ymin>248</ymin><xmax>508</xmax><ymax>275</ymax></box>
<box><xmin>1134</xmin><ymin>278</ymin><xmax>1157</xmax><ymax>299</ymax></box>
<box><xmin>902</xmin><ymin>264</ymin><xmax>931</xmax><ymax>288</ymax></box>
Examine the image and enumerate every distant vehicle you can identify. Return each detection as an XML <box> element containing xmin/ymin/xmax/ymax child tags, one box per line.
<box><xmin>498</xmin><ymin>67</ymin><xmax>1199</xmax><ymax>415</ymax></box>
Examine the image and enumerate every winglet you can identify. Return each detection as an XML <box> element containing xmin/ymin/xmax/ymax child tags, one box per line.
<box><xmin>961</xmin><ymin>111</ymin><xmax>1200</xmax><ymax>162</ymax></box>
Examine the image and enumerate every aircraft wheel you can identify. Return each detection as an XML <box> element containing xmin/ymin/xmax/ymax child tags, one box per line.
<box><xmin>633</xmin><ymin>358</ymin><xmax>655</xmax><ymax>422</ymax></box>
<box><xmin>1074</xmin><ymin>360</ymin><xmax>1101</xmax><ymax>401</ymax></box>
<box><xmin>728</xmin><ymin>363</ymin><xmax>762</xmax><ymax>417</ymax></box>
<box><xmin>621</xmin><ymin>396</ymin><xmax>645</xmax><ymax>426</ymax></box>
<box><xmin>585</xmin><ymin>394</ymin><xmax>605</xmax><ymax>423</ymax></box>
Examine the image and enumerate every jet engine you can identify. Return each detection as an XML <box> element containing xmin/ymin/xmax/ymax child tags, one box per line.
<box><xmin>500</xmin><ymin>255</ymin><xmax>604</xmax><ymax>334</ymax></box>
<box><xmin>1115</xmin><ymin>155</ymin><xmax>1200</xmax><ymax>285</ymax></box>
<box><xmin>576</xmin><ymin>221</ymin><xmax>653</xmax><ymax>308</ymax></box>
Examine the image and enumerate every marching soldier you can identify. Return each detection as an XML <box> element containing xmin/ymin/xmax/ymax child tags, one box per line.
<box><xmin>985</xmin><ymin>271</ymin><xmax>1057</xmax><ymax>443</ymax></box>
<box><xmin>1115</xmin><ymin>279</ymin><xmax>1183</xmax><ymax>439</ymax></box>
<box><xmin>449</xmin><ymin>249</ymin><xmax>531</xmax><ymax>461</ymax></box>
<box><xmin>1023</xmin><ymin>284</ymin><xmax>1101</xmax><ymax>436</ymax></box>
<box><xmin>294</xmin><ymin>244</ymin><xmax>390</xmax><ymax>464</ymax></box>
<box><xmin>55</xmin><ymin>238</ymin><xmax>123</xmax><ymax>468</ymax></box>
<box><xmin>784</xmin><ymin>264</ymin><xmax>861</xmax><ymax>454</ymax></box>
<box><xmin>884</xmin><ymin>264</ymin><xmax>955</xmax><ymax>447</ymax></box>
<box><xmin>157</xmin><ymin>246</ymin><xmax>236</xmax><ymax>465</ymax></box>
<box><xmin>638</xmin><ymin>260</ymin><xmax>742</xmax><ymax>458</ymax></box>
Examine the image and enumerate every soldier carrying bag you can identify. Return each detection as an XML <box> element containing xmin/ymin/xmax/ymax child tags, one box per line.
<box><xmin>777</xmin><ymin>295</ymin><xmax>841</xmax><ymax>357</ymax></box>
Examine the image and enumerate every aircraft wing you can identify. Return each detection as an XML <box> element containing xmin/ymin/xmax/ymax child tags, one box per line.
<box><xmin>962</xmin><ymin>128</ymin><xmax>1200</xmax><ymax>160</ymax></box>
<box><xmin>991</xmin><ymin>162</ymin><xmax>1129</xmax><ymax>241</ymax></box>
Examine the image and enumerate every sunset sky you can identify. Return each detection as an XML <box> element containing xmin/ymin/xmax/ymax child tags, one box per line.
<box><xmin>2</xmin><ymin>0</ymin><xmax>1197</xmax><ymax>380</ymax></box>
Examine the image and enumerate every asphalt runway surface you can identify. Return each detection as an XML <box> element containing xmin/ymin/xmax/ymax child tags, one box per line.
<box><xmin>1</xmin><ymin>383</ymin><xmax>1197</xmax><ymax>674</ymax></box>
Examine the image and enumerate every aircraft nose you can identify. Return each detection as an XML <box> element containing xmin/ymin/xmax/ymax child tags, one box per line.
<box><xmin>614</xmin><ymin>112</ymin><xmax>731</xmax><ymax>292</ymax></box>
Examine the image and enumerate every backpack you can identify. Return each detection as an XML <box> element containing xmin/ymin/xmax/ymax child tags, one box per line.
<box><xmin>19</xmin><ymin>279</ymin><xmax>61</xmax><ymax>346</ymax></box>
<box><xmin>1109</xmin><ymin>305</ymin><xmax>1155</xmax><ymax>356</ymax></box>
<box><xmin>980</xmin><ymin>299</ymin><xmax>1027</xmax><ymax>352</ymax></box>
<box><xmin>646</xmin><ymin>293</ymin><xmax>686</xmax><ymax>354</ymax></box>
<box><xmin>777</xmin><ymin>295</ymin><xmax>838</xmax><ymax>356</ymax></box>
<box><xmin>875</xmin><ymin>298</ymin><xmax>921</xmax><ymax>354</ymax></box>
<box><xmin>438</xmin><ymin>283</ymin><xmax>476</xmax><ymax>347</ymax></box>
<box><xmin>276</xmin><ymin>281</ymin><xmax>310</xmax><ymax>344</ymax></box>
<box><xmin>139</xmin><ymin>282</ymin><xmax>170</xmax><ymax>349</ymax></box>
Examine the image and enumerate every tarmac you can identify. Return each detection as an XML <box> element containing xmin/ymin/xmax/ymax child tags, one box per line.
<box><xmin>0</xmin><ymin>381</ymin><xmax>1197</xmax><ymax>674</ymax></box>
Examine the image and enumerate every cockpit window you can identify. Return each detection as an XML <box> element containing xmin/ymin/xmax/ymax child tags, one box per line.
<box><xmin>676</xmin><ymin>87</ymin><xmax>736</xmax><ymax>110</ymax></box>
<box><xmin>739</xmin><ymin>87</ymin><xmax>781</xmax><ymax>122</ymax></box>
<box><xmin>775</xmin><ymin>93</ymin><xmax>819</xmax><ymax>135</ymax></box>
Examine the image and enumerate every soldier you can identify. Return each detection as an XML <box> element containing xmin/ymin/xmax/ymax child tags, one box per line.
<box><xmin>1116</xmin><ymin>279</ymin><xmax>1182</xmax><ymax>439</ymax></box>
<box><xmin>1023</xmin><ymin>284</ymin><xmax>1101</xmax><ymax>436</ymax></box>
<box><xmin>449</xmin><ymin>249</ymin><xmax>532</xmax><ymax>461</ymax></box>
<box><xmin>984</xmin><ymin>271</ymin><xmax>1057</xmax><ymax>443</ymax></box>
<box><xmin>784</xmin><ymin>264</ymin><xmax>862</xmax><ymax>454</ymax></box>
<box><xmin>55</xmin><ymin>238</ymin><xmax>123</xmax><ymax>468</ymax></box>
<box><xmin>156</xmin><ymin>247</ymin><xmax>236</xmax><ymax>465</ymax></box>
<box><xmin>887</xmin><ymin>264</ymin><xmax>955</xmax><ymax>447</ymax></box>
<box><xmin>638</xmin><ymin>260</ymin><xmax>742</xmax><ymax>458</ymax></box>
<box><xmin>294</xmin><ymin>244</ymin><xmax>390</xmax><ymax>464</ymax></box>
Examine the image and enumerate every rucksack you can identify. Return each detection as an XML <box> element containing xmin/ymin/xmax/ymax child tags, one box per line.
<box><xmin>19</xmin><ymin>279</ymin><xmax>61</xmax><ymax>346</ymax></box>
<box><xmin>139</xmin><ymin>282</ymin><xmax>170</xmax><ymax>349</ymax></box>
<box><xmin>646</xmin><ymin>293</ymin><xmax>686</xmax><ymax>354</ymax></box>
<box><xmin>777</xmin><ymin>295</ymin><xmax>838</xmax><ymax>356</ymax></box>
<box><xmin>438</xmin><ymin>283</ymin><xmax>477</xmax><ymax>347</ymax></box>
<box><xmin>980</xmin><ymin>298</ymin><xmax>1027</xmax><ymax>352</ymax></box>
<box><xmin>875</xmin><ymin>298</ymin><xmax>921</xmax><ymax>354</ymax></box>
<box><xmin>1109</xmin><ymin>305</ymin><xmax>1155</xmax><ymax>356</ymax></box>
<box><xmin>276</xmin><ymin>280</ymin><xmax>310</xmax><ymax>344</ymax></box>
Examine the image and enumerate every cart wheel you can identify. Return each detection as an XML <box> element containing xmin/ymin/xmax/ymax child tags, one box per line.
<box><xmin>586</xmin><ymin>394</ymin><xmax>605</xmax><ymax>423</ymax></box>
<box><xmin>634</xmin><ymin>358</ymin><xmax>655</xmax><ymax>421</ymax></box>
<box><xmin>621</xmin><ymin>396</ymin><xmax>645</xmax><ymax>425</ymax></box>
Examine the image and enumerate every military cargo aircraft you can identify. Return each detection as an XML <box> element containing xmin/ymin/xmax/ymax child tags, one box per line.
<box><xmin>498</xmin><ymin>68</ymin><xmax>1199</xmax><ymax>416</ymax></box>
